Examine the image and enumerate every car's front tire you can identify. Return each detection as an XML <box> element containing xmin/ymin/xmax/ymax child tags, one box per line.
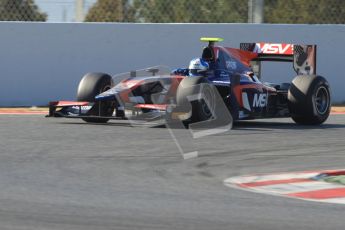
<box><xmin>77</xmin><ymin>73</ymin><xmax>115</xmax><ymax>123</ymax></box>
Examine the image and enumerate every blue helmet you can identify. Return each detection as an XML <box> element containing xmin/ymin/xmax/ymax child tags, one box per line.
<box><xmin>188</xmin><ymin>58</ymin><xmax>209</xmax><ymax>76</ymax></box>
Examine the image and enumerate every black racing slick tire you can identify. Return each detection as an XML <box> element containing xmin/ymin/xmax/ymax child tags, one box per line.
<box><xmin>176</xmin><ymin>76</ymin><xmax>217</xmax><ymax>124</ymax></box>
<box><xmin>288</xmin><ymin>75</ymin><xmax>331</xmax><ymax>125</ymax></box>
<box><xmin>77</xmin><ymin>73</ymin><xmax>115</xmax><ymax>123</ymax></box>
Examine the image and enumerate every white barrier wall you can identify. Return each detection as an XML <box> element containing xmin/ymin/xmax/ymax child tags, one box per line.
<box><xmin>0</xmin><ymin>22</ymin><xmax>344</xmax><ymax>106</ymax></box>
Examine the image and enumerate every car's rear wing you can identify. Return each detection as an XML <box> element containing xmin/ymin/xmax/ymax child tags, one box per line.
<box><xmin>240</xmin><ymin>43</ymin><xmax>317</xmax><ymax>77</ymax></box>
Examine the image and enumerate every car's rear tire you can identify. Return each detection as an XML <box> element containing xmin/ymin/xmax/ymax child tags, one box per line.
<box><xmin>176</xmin><ymin>76</ymin><xmax>217</xmax><ymax>124</ymax></box>
<box><xmin>77</xmin><ymin>73</ymin><xmax>115</xmax><ymax>123</ymax></box>
<box><xmin>288</xmin><ymin>75</ymin><xmax>331</xmax><ymax>125</ymax></box>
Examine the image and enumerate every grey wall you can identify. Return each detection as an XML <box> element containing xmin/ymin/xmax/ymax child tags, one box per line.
<box><xmin>0</xmin><ymin>22</ymin><xmax>344</xmax><ymax>106</ymax></box>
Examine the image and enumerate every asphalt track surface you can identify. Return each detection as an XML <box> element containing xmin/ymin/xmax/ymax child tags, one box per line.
<box><xmin>0</xmin><ymin>114</ymin><xmax>345</xmax><ymax>230</ymax></box>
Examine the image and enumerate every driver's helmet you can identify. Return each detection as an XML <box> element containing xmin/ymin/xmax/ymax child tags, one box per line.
<box><xmin>188</xmin><ymin>58</ymin><xmax>209</xmax><ymax>77</ymax></box>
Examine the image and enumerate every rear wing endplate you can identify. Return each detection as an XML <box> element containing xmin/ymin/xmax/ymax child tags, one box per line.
<box><xmin>240</xmin><ymin>43</ymin><xmax>317</xmax><ymax>76</ymax></box>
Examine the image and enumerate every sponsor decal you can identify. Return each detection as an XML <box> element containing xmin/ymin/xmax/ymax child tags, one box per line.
<box><xmin>256</xmin><ymin>43</ymin><xmax>293</xmax><ymax>55</ymax></box>
<box><xmin>72</xmin><ymin>106</ymin><xmax>92</xmax><ymax>110</ymax></box>
<box><xmin>226</xmin><ymin>60</ymin><xmax>237</xmax><ymax>70</ymax></box>
<box><xmin>252</xmin><ymin>93</ymin><xmax>267</xmax><ymax>108</ymax></box>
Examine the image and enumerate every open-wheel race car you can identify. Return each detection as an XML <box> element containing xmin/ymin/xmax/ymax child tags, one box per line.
<box><xmin>48</xmin><ymin>37</ymin><xmax>331</xmax><ymax>126</ymax></box>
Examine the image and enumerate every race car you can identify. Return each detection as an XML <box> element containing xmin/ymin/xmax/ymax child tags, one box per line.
<box><xmin>48</xmin><ymin>37</ymin><xmax>331</xmax><ymax>126</ymax></box>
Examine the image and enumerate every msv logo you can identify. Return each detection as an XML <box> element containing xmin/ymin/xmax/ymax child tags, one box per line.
<box><xmin>256</xmin><ymin>43</ymin><xmax>293</xmax><ymax>55</ymax></box>
<box><xmin>253</xmin><ymin>93</ymin><xmax>267</xmax><ymax>108</ymax></box>
<box><xmin>242</xmin><ymin>92</ymin><xmax>267</xmax><ymax>111</ymax></box>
